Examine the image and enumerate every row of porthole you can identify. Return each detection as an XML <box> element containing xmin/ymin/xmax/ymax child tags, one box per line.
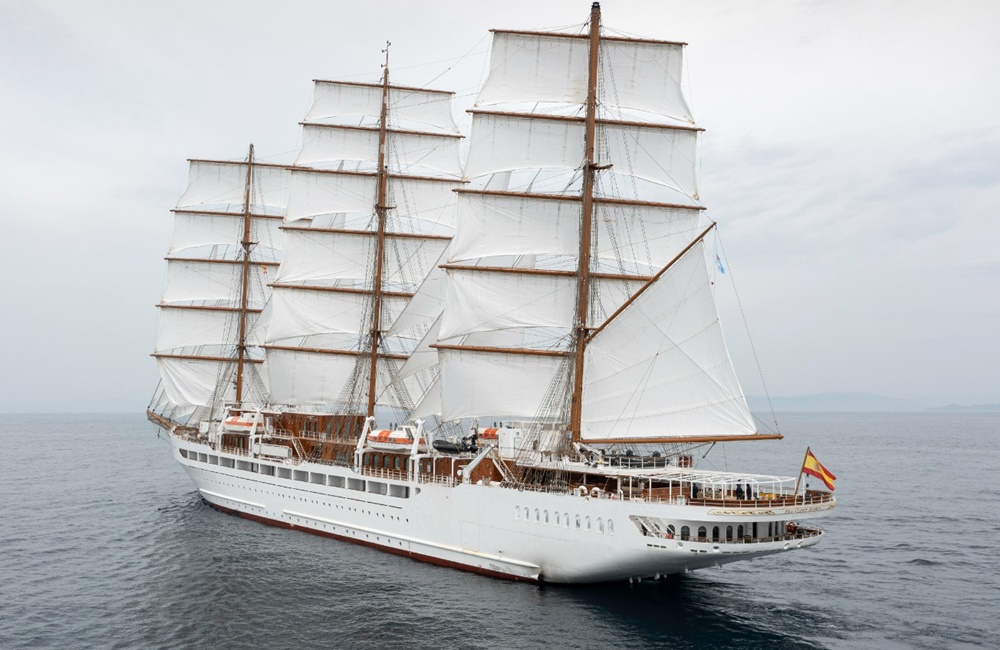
<box><xmin>206</xmin><ymin>476</ymin><xmax>407</xmax><ymax>523</ymax></box>
<box><xmin>515</xmin><ymin>506</ymin><xmax>614</xmax><ymax>535</ymax></box>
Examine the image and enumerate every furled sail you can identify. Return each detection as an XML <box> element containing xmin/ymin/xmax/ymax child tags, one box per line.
<box><xmin>434</xmin><ymin>13</ymin><xmax>755</xmax><ymax>443</ymax></box>
<box><xmin>153</xmin><ymin>156</ymin><xmax>289</xmax><ymax>417</ymax></box>
<box><xmin>264</xmin><ymin>77</ymin><xmax>463</xmax><ymax>412</ymax></box>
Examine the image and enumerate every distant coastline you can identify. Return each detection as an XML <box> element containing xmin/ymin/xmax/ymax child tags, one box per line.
<box><xmin>746</xmin><ymin>392</ymin><xmax>1000</xmax><ymax>413</ymax></box>
<box><xmin>926</xmin><ymin>403</ymin><xmax>1000</xmax><ymax>412</ymax></box>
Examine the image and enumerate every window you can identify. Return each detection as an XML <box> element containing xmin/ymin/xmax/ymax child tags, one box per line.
<box><xmin>516</xmin><ymin>506</ymin><xmax>521</xmax><ymax>520</ymax></box>
<box><xmin>585</xmin><ymin>517</ymin><xmax>591</xmax><ymax>531</ymax></box>
<box><xmin>738</xmin><ymin>525</ymin><xmax>744</xmax><ymax>539</ymax></box>
<box><xmin>667</xmin><ymin>524</ymin><xmax>676</xmax><ymax>537</ymax></box>
<box><xmin>597</xmin><ymin>518</ymin><xmax>604</xmax><ymax>533</ymax></box>
<box><xmin>384</xmin><ymin>455</ymin><xmax>392</xmax><ymax>469</ymax></box>
<box><xmin>697</xmin><ymin>526</ymin><xmax>707</xmax><ymax>540</ymax></box>
<box><xmin>544</xmin><ymin>510</ymin><xmax>549</xmax><ymax>524</ymax></box>
<box><xmin>575</xmin><ymin>515</ymin><xmax>581</xmax><ymax>529</ymax></box>
<box><xmin>608</xmin><ymin>520</ymin><xmax>614</xmax><ymax>535</ymax></box>
<box><xmin>712</xmin><ymin>526</ymin><xmax>720</xmax><ymax>542</ymax></box>
<box><xmin>394</xmin><ymin>456</ymin><xmax>401</xmax><ymax>470</ymax></box>
<box><xmin>726</xmin><ymin>525</ymin><xmax>734</xmax><ymax>540</ymax></box>
<box><xmin>535</xmin><ymin>509</ymin><xmax>540</xmax><ymax>522</ymax></box>
<box><xmin>555</xmin><ymin>512</ymin><xmax>561</xmax><ymax>526</ymax></box>
<box><xmin>564</xmin><ymin>513</ymin><xmax>569</xmax><ymax>528</ymax></box>
<box><xmin>681</xmin><ymin>526</ymin><xmax>690</xmax><ymax>540</ymax></box>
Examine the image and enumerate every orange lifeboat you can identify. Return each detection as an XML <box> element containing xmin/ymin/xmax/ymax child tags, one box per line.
<box><xmin>480</xmin><ymin>428</ymin><xmax>499</xmax><ymax>441</ymax></box>
<box><xmin>367</xmin><ymin>429</ymin><xmax>426</xmax><ymax>451</ymax></box>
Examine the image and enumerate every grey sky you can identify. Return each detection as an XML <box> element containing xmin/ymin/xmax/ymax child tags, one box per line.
<box><xmin>1</xmin><ymin>0</ymin><xmax>997</xmax><ymax>412</ymax></box>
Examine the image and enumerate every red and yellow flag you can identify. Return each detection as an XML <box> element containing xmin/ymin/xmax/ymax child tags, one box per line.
<box><xmin>802</xmin><ymin>448</ymin><xmax>836</xmax><ymax>491</ymax></box>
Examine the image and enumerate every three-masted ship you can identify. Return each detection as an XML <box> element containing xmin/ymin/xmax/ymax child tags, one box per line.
<box><xmin>148</xmin><ymin>4</ymin><xmax>834</xmax><ymax>584</ymax></box>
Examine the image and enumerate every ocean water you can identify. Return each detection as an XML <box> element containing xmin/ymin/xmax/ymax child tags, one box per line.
<box><xmin>1</xmin><ymin>412</ymin><xmax>997</xmax><ymax>649</ymax></box>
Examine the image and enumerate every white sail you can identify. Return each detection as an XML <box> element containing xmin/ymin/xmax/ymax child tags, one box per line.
<box><xmin>162</xmin><ymin>260</ymin><xmax>241</xmax><ymax>305</ymax></box>
<box><xmin>599</xmin><ymin>39</ymin><xmax>692</xmax><ymax>121</ymax></box>
<box><xmin>477</xmin><ymin>31</ymin><xmax>692</xmax><ymax>122</ymax></box>
<box><xmin>267</xmin><ymin>288</ymin><xmax>408</xmax><ymax>342</ymax></box>
<box><xmin>581</xmin><ymin>241</ymin><xmax>756</xmax><ymax>440</ymax></box>
<box><xmin>593</xmin><ymin>202</ymin><xmax>703</xmax><ymax>270</ymax></box>
<box><xmin>176</xmin><ymin>161</ymin><xmax>289</xmax><ymax>215</ymax></box>
<box><xmin>439</xmin><ymin>270</ymin><xmax>576</xmax><ymax>340</ymax></box>
<box><xmin>297</xmin><ymin>125</ymin><xmax>462</xmax><ymax>178</ymax></box>
<box><xmin>477</xmin><ymin>32</ymin><xmax>589</xmax><ymax>106</ymax></box>
<box><xmin>156</xmin><ymin>356</ymin><xmax>234</xmax><ymax>408</ymax></box>
<box><xmin>464</xmin><ymin>113</ymin><xmax>583</xmax><ymax>180</ymax></box>
<box><xmin>409</xmin><ymin>375</ymin><xmax>442</xmax><ymax>420</ymax></box>
<box><xmin>266</xmin><ymin>348</ymin><xmax>399</xmax><ymax>406</ymax></box>
<box><xmin>450</xmin><ymin>192</ymin><xmax>703</xmax><ymax>269</ymax></box>
<box><xmin>449</xmin><ymin>193</ymin><xmax>582</xmax><ymax>262</ymax></box>
<box><xmin>285</xmin><ymin>170</ymin><xmax>376</xmax><ymax>222</ymax></box>
<box><xmin>465</xmin><ymin>113</ymin><xmax>697</xmax><ymax>197</ymax></box>
<box><xmin>168</xmin><ymin>211</ymin><xmax>283</xmax><ymax>255</ymax></box>
<box><xmin>307</xmin><ymin>81</ymin><xmax>458</xmax><ymax>133</ymax></box>
<box><xmin>438</xmin><ymin>347</ymin><xmax>566</xmax><ymax>421</ymax></box>
<box><xmin>155</xmin><ymin>307</ymin><xmax>266</xmax><ymax>352</ymax></box>
<box><xmin>274</xmin><ymin>227</ymin><xmax>448</xmax><ymax>289</ymax></box>
<box><xmin>386</xmin><ymin>253</ymin><xmax>447</xmax><ymax>337</ymax></box>
<box><xmin>285</xmin><ymin>170</ymin><xmax>458</xmax><ymax>231</ymax></box>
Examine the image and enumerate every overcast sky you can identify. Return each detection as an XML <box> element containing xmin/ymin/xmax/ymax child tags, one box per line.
<box><xmin>1</xmin><ymin>0</ymin><xmax>997</xmax><ymax>412</ymax></box>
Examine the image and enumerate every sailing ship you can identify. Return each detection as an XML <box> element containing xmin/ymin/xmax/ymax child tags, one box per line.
<box><xmin>148</xmin><ymin>3</ymin><xmax>835</xmax><ymax>584</ymax></box>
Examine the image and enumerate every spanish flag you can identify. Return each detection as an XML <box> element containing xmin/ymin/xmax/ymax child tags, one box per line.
<box><xmin>802</xmin><ymin>448</ymin><xmax>836</xmax><ymax>491</ymax></box>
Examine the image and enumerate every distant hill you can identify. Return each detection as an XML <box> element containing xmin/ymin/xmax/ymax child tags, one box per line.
<box><xmin>927</xmin><ymin>403</ymin><xmax>1000</xmax><ymax>412</ymax></box>
<box><xmin>746</xmin><ymin>392</ymin><xmax>929</xmax><ymax>412</ymax></box>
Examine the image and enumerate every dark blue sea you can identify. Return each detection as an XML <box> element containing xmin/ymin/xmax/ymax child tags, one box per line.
<box><xmin>1</xmin><ymin>412</ymin><xmax>997</xmax><ymax>649</ymax></box>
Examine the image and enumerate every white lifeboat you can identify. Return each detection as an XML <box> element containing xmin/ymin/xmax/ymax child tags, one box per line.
<box><xmin>223</xmin><ymin>414</ymin><xmax>257</xmax><ymax>434</ymax></box>
<box><xmin>367</xmin><ymin>429</ymin><xmax>426</xmax><ymax>451</ymax></box>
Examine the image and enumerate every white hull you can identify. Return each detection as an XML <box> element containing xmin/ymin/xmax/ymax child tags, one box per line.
<box><xmin>172</xmin><ymin>436</ymin><xmax>832</xmax><ymax>584</ymax></box>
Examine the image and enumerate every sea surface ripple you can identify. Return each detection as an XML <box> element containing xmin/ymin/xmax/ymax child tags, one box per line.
<box><xmin>1</xmin><ymin>412</ymin><xmax>997</xmax><ymax>649</ymax></box>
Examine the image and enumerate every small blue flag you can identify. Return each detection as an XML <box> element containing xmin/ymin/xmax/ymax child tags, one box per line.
<box><xmin>715</xmin><ymin>255</ymin><xmax>726</xmax><ymax>274</ymax></box>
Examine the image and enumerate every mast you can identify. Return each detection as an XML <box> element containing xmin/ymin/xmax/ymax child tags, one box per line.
<box><xmin>234</xmin><ymin>143</ymin><xmax>255</xmax><ymax>404</ymax></box>
<box><xmin>367</xmin><ymin>44</ymin><xmax>391</xmax><ymax>418</ymax></box>
<box><xmin>569</xmin><ymin>2</ymin><xmax>602</xmax><ymax>441</ymax></box>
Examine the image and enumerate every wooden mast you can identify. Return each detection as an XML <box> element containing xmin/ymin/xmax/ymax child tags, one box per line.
<box><xmin>569</xmin><ymin>2</ymin><xmax>602</xmax><ymax>442</ymax></box>
<box><xmin>234</xmin><ymin>143</ymin><xmax>254</xmax><ymax>404</ymax></box>
<box><xmin>367</xmin><ymin>44</ymin><xmax>391</xmax><ymax>418</ymax></box>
